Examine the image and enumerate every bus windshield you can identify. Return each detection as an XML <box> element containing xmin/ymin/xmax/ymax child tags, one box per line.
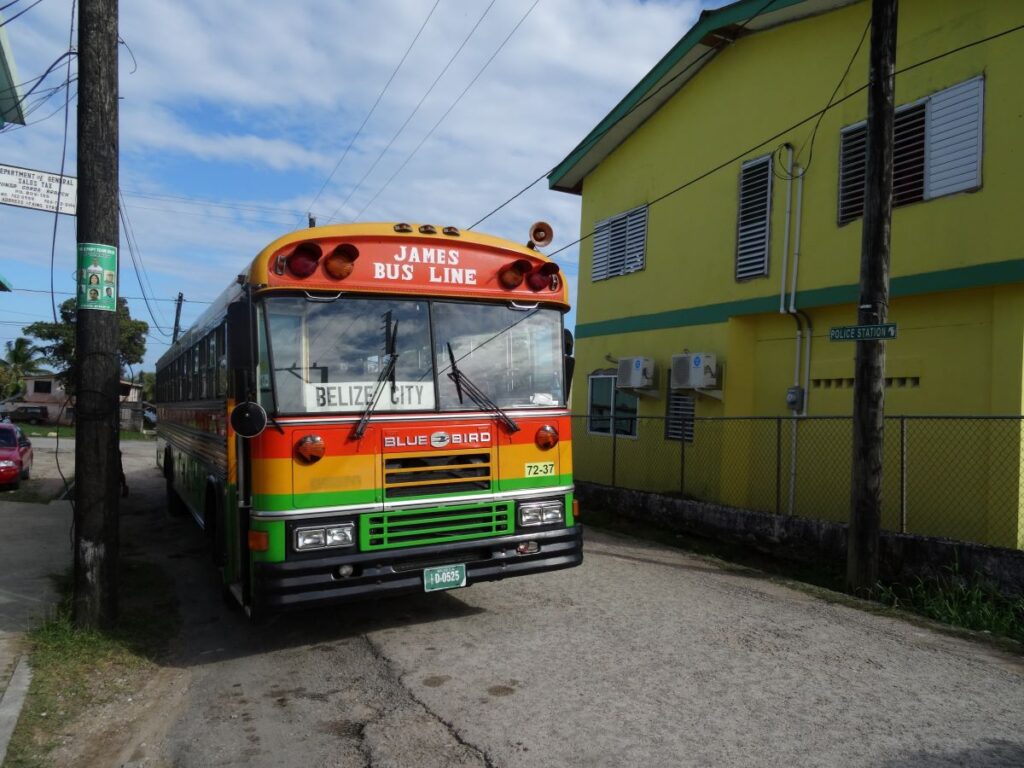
<box><xmin>263</xmin><ymin>296</ymin><xmax>564</xmax><ymax>415</ymax></box>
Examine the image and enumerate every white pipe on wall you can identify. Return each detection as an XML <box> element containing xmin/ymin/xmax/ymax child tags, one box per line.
<box><xmin>779</xmin><ymin>145</ymin><xmax>794</xmax><ymax>313</ymax></box>
<box><xmin>788</xmin><ymin>167</ymin><xmax>804</xmax><ymax>314</ymax></box>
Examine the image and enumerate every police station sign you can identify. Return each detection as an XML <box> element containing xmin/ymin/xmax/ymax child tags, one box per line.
<box><xmin>0</xmin><ymin>163</ymin><xmax>77</xmax><ymax>215</ymax></box>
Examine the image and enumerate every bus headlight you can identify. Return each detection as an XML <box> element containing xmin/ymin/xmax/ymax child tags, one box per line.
<box><xmin>294</xmin><ymin>523</ymin><xmax>355</xmax><ymax>551</ymax></box>
<box><xmin>518</xmin><ymin>500</ymin><xmax>564</xmax><ymax>527</ymax></box>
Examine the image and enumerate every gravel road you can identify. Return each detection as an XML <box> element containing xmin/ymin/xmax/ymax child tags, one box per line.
<box><xmin>33</xmin><ymin>447</ymin><xmax>1024</xmax><ymax>767</ymax></box>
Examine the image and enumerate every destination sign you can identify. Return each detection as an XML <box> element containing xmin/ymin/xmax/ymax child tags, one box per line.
<box><xmin>304</xmin><ymin>381</ymin><xmax>435</xmax><ymax>412</ymax></box>
<box><xmin>0</xmin><ymin>163</ymin><xmax>77</xmax><ymax>215</ymax></box>
<box><xmin>828</xmin><ymin>323</ymin><xmax>897</xmax><ymax>342</ymax></box>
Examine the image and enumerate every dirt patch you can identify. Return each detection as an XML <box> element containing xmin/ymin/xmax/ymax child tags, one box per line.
<box><xmin>47</xmin><ymin>667</ymin><xmax>189</xmax><ymax>768</ymax></box>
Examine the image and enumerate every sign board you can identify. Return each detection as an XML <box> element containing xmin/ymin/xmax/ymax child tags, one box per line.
<box><xmin>828</xmin><ymin>323</ymin><xmax>897</xmax><ymax>341</ymax></box>
<box><xmin>0</xmin><ymin>163</ymin><xmax>77</xmax><ymax>215</ymax></box>
<box><xmin>304</xmin><ymin>381</ymin><xmax>435</xmax><ymax>413</ymax></box>
<box><xmin>77</xmin><ymin>243</ymin><xmax>118</xmax><ymax>312</ymax></box>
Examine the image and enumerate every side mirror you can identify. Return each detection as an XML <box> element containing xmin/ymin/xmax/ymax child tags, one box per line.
<box><xmin>563</xmin><ymin>328</ymin><xmax>575</xmax><ymax>401</ymax></box>
<box><xmin>230</xmin><ymin>401</ymin><xmax>267</xmax><ymax>439</ymax></box>
<box><xmin>226</xmin><ymin>301</ymin><xmax>255</xmax><ymax>370</ymax></box>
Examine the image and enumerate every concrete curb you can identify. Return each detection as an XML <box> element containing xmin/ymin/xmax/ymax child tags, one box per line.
<box><xmin>0</xmin><ymin>654</ymin><xmax>31</xmax><ymax>764</ymax></box>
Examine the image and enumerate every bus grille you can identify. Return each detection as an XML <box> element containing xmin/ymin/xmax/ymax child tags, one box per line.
<box><xmin>384</xmin><ymin>452</ymin><xmax>491</xmax><ymax>499</ymax></box>
<box><xmin>362</xmin><ymin>503</ymin><xmax>513</xmax><ymax>550</ymax></box>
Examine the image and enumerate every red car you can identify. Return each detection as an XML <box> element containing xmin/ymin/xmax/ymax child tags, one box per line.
<box><xmin>0</xmin><ymin>422</ymin><xmax>32</xmax><ymax>489</ymax></box>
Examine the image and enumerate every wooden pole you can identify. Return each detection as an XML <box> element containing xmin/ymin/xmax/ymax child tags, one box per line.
<box><xmin>847</xmin><ymin>0</ymin><xmax>897</xmax><ymax>594</ymax></box>
<box><xmin>73</xmin><ymin>0</ymin><xmax>120</xmax><ymax>629</ymax></box>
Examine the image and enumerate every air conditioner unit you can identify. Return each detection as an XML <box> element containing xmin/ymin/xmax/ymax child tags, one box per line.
<box><xmin>616</xmin><ymin>356</ymin><xmax>656</xmax><ymax>389</ymax></box>
<box><xmin>670</xmin><ymin>353</ymin><xmax>718</xmax><ymax>389</ymax></box>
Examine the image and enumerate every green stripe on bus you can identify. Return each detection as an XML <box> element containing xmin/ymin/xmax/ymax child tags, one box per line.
<box><xmin>496</xmin><ymin>474</ymin><xmax>573</xmax><ymax>492</ymax></box>
<box><xmin>252</xmin><ymin>489</ymin><xmax>378</xmax><ymax>511</ymax></box>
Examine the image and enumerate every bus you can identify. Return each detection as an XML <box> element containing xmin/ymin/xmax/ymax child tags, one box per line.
<box><xmin>155</xmin><ymin>221</ymin><xmax>581</xmax><ymax>616</ymax></box>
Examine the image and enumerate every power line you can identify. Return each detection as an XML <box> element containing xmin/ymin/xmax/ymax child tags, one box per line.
<box><xmin>547</xmin><ymin>20</ymin><xmax>1024</xmax><ymax>261</ymax></box>
<box><xmin>774</xmin><ymin>14</ymin><xmax>871</xmax><ymax>181</ymax></box>
<box><xmin>466</xmin><ymin>0</ymin><xmax>782</xmax><ymax>230</ymax></box>
<box><xmin>0</xmin><ymin>0</ymin><xmax>43</xmax><ymax>28</ymax></box>
<box><xmin>3</xmin><ymin>49</ymin><xmax>76</xmax><ymax>128</ymax></box>
<box><xmin>355</xmin><ymin>0</ymin><xmax>541</xmax><ymax>221</ymax></box>
<box><xmin>118</xmin><ymin>194</ymin><xmax>170</xmax><ymax>327</ymax></box>
<box><xmin>121</xmin><ymin>189</ymin><xmax>305</xmax><ymax>217</ymax></box>
<box><xmin>48</xmin><ymin>3</ymin><xmax>75</xmax><ymax>324</ymax></box>
<box><xmin>326</xmin><ymin>0</ymin><xmax>500</xmax><ymax>223</ymax></box>
<box><xmin>304</xmin><ymin>0</ymin><xmax>442</xmax><ymax>223</ymax></box>
<box><xmin>119</xmin><ymin>194</ymin><xmax>172</xmax><ymax>336</ymax></box>
<box><xmin>11</xmin><ymin>287</ymin><xmax>215</xmax><ymax>303</ymax></box>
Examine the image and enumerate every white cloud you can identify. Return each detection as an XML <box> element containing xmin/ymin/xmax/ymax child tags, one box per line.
<box><xmin>1</xmin><ymin>0</ymin><xmax>715</xmax><ymax>367</ymax></box>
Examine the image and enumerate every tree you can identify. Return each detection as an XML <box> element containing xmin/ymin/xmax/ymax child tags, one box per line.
<box><xmin>138</xmin><ymin>371</ymin><xmax>155</xmax><ymax>402</ymax></box>
<box><xmin>23</xmin><ymin>298</ymin><xmax>148</xmax><ymax>394</ymax></box>
<box><xmin>0</xmin><ymin>337</ymin><xmax>49</xmax><ymax>399</ymax></box>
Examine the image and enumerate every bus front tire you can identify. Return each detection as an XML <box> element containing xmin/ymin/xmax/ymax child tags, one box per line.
<box><xmin>165</xmin><ymin>479</ymin><xmax>186</xmax><ymax>518</ymax></box>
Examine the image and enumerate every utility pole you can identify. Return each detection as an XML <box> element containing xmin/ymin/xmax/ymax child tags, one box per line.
<box><xmin>172</xmin><ymin>292</ymin><xmax>184</xmax><ymax>343</ymax></box>
<box><xmin>847</xmin><ymin>0</ymin><xmax>897</xmax><ymax>594</ymax></box>
<box><xmin>74</xmin><ymin>0</ymin><xmax>120</xmax><ymax>629</ymax></box>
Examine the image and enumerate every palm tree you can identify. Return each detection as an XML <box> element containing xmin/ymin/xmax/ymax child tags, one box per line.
<box><xmin>0</xmin><ymin>337</ymin><xmax>49</xmax><ymax>399</ymax></box>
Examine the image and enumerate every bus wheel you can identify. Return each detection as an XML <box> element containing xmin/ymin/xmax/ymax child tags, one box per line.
<box><xmin>165</xmin><ymin>478</ymin><xmax>186</xmax><ymax>518</ymax></box>
<box><xmin>205</xmin><ymin>488</ymin><xmax>225</xmax><ymax>566</ymax></box>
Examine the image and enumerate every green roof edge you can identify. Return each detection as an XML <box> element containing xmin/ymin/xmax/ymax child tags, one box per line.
<box><xmin>547</xmin><ymin>0</ymin><xmax>810</xmax><ymax>192</ymax></box>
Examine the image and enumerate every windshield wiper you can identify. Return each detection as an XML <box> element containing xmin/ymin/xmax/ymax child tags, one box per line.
<box><xmin>352</xmin><ymin>316</ymin><xmax>399</xmax><ymax>439</ymax></box>
<box><xmin>446</xmin><ymin>343</ymin><xmax>519</xmax><ymax>433</ymax></box>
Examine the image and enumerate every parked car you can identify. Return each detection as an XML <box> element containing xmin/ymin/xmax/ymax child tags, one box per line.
<box><xmin>0</xmin><ymin>423</ymin><xmax>32</xmax><ymax>489</ymax></box>
<box><xmin>8</xmin><ymin>405</ymin><xmax>49</xmax><ymax>425</ymax></box>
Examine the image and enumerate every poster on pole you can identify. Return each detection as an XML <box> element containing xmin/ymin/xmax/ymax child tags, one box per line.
<box><xmin>77</xmin><ymin>243</ymin><xmax>117</xmax><ymax>312</ymax></box>
<box><xmin>0</xmin><ymin>163</ymin><xmax>77</xmax><ymax>215</ymax></box>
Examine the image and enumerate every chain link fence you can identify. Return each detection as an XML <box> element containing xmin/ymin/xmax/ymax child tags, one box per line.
<box><xmin>569</xmin><ymin>415</ymin><xmax>1024</xmax><ymax>551</ymax></box>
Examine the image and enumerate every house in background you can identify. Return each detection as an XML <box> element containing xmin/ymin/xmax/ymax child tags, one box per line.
<box><xmin>9</xmin><ymin>374</ymin><xmax>143</xmax><ymax>430</ymax></box>
<box><xmin>19</xmin><ymin>374</ymin><xmax>71</xmax><ymax>424</ymax></box>
<box><xmin>549</xmin><ymin>0</ymin><xmax>1024</xmax><ymax>548</ymax></box>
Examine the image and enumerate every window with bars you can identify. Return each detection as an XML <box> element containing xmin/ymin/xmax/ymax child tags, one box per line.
<box><xmin>664</xmin><ymin>390</ymin><xmax>695</xmax><ymax>442</ymax></box>
<box><xmin>591</xmin><ymin>205</ymin><xmax>648</xmax><ymax>281</ymax></box>
<box><xmin>735</xmin><ymin>155</ymin><xmax>773</xmax><ymax>281</ymax></box>
<box><xmin>838</xmin><ymin>76</ymin><xmax>983</xmax><ymax>225</ymax></box>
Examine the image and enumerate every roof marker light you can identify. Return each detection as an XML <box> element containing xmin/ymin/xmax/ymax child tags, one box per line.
<box><xmin>418</xmin><ymin>224</ymin><xmax>437</xmax><ymax>234</ymax></box>
<box><xmin>499</xmin><ymin>259</ymin><xmax>533</xmax><ymax>289</ymax></box>
<box><xmin>287</xmin><ymin>241</ymin><xmax>322</xmax><ymax>278</ymax></box>
<box><xmin>526</xmin><ymin>262</ymin><xmax>560</xmax><ymax>291</ymax></box>
<box><xmin>394</xmin><ymin>223</ymin><xmax>413</xmax><ymax>233</ymax></box>
<box><xmin>324</xmin><ymin>243</ymin><xmax>359</xmax><ymax>280</ymax></box>
<box><xmin>442</xmin><ymin>226</ymin><xmax>461</xmax><ymax>236</ymax></box>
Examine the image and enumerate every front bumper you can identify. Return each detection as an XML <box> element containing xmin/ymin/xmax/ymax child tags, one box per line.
<box><xmin>0</xmin><ymin>465</ymin><xmax>19</xmax><ymax>483</ymax></box>
<box><xmin>253</xmin><ymin>524</ymin><xmax>583</xmax><ymax>611</ymax></box>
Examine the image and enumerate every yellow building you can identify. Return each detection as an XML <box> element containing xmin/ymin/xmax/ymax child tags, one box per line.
<box><xmin>550</xmin><ymin>0</ymin><xmax>1024</xmax><ymax>549</ymax></box>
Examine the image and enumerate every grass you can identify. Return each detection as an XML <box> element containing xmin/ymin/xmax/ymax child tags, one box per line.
<box><xmin>874</xmin><ymin>565</ymin><xmax>1024</xmax><ymax>644</ymax></box>
<box><xmin>3</xmin><ymin>561</ymin><xmax>180</xmax><ymax>768</ymax></box>
<box><xmin>18</xmin><ymin>425</ymin><xmax>155</xmax><ymax>441</ymax></box>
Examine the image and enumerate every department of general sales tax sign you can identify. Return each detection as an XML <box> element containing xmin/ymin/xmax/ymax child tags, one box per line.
<box><xmin>0</xmin><ymin>163</ymin><xmax>77</xmax><ymax>215</ymax></box>
<box><xmin>77</xmin><ymin>243</ymin><xmax>118</xmax><ymax>312</ymax></box>
<box><xmin>828</xmin><ymin>323</ymin><xmax>897</xmax><ymax>341</ymax></box>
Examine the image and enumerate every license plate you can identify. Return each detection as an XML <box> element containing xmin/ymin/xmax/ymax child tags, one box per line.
<box><xmin>423</xmin><ymin>563</ymin><xmax>467</xmax><ymax>592</ymax></box>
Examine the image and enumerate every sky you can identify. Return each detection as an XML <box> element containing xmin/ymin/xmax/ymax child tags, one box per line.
<box><xmin>0</xmin><ymin>0</ymin><xmax>728</xmax><ymax>373</ymax></box>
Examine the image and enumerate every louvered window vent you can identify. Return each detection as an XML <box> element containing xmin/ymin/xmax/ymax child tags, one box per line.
<box><xmin>838</xmin><ymin>76</ymin><xmax>983</xmax><ymax>225</ymax></box>
<box><xmin>592</xmin><ymin>205</ymin><xmax>648</xmax><ymax>281</ymax></box>
<box><xmin>735</xmin><ymin>154</ymin><xmax>773</xmax><ymax>281</ymax></box>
